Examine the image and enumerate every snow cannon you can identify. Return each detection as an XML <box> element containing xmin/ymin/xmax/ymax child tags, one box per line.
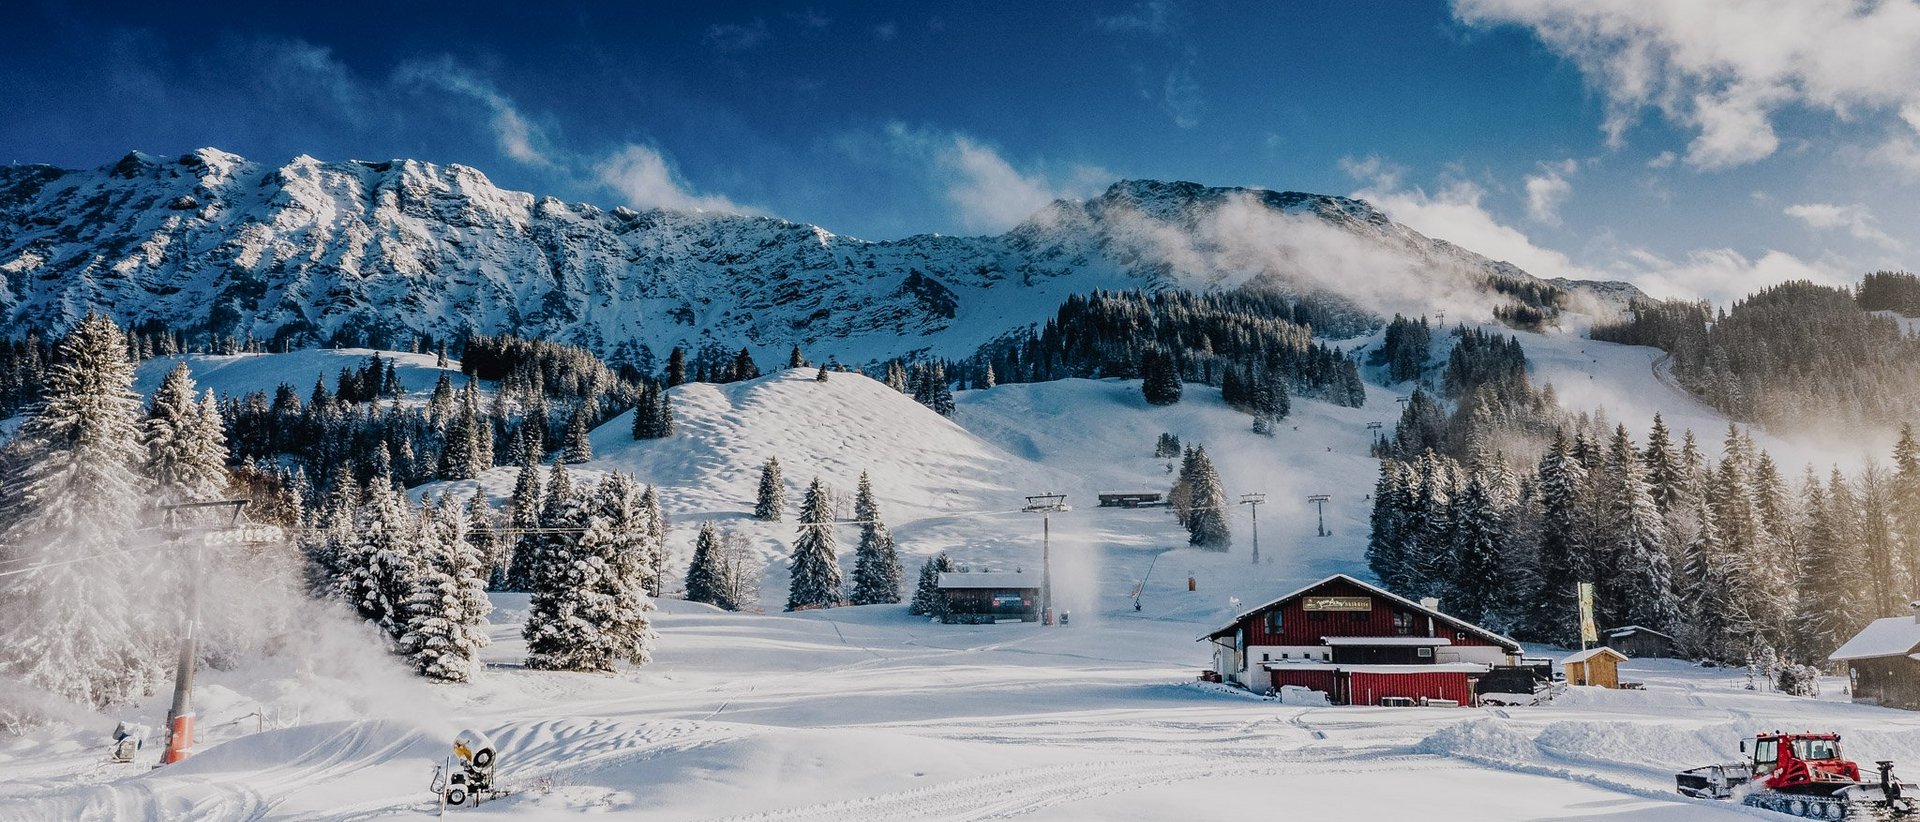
<box><xmin>108</xmin><ymin>722</ymin><xmax>149</xmax><ymax>764</ymax></box>
<box><xmin>1676</xmin><ymin>731</ymin><xmax>1917</xmax><ymax>819</ymax></box>
<box><xmin>432</xmin><ymin>729</ymin><xmax>502</xmax><ymax>808</ymax></box>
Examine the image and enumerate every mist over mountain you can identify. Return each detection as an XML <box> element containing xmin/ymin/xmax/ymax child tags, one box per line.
<box><xmin>0</xmin><ymin>149</ymin><xmax>1637</xmax><ymax>362</ymax></box>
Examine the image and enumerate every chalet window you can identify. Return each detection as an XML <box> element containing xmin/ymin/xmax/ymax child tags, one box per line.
<box><xmin>1261</xmin><ymin>653</ymin><xmax>1270</xmax><ymax>662</ymax></box>
<box><xmin>1281</xmin><ymin>653</ymin><xmax>1289</xmax><ymax>659</ymax></box>
<box><xmin>1266</xmin><ymin>610</ymin><xmax>1284</xmax><ymax>634</ymax></box>
<box><xmin>1392</xmin><ymin>611</ymin><xmax>1414</xmax><ymax>636</ymax></box>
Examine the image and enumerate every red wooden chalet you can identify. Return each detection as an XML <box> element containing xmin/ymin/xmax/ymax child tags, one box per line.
<box><xmin>1200</xmin><ymin>574</ymin><xmax>1522</xmax><ymax>706</ymax></box>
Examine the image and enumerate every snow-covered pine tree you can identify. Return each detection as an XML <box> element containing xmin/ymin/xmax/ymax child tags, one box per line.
<box><xmin>630</xmin><ymin>382</ymin><xmax>659</xmax><ymax>440</ymax></box>
<box><xmin>577</xmin><ymin>473</ymin><xmax>657</xmax><ymax>667</ymax></box>
<box><xmin>465</xmin><ymin>490</ymin><xmax>508</xmax><ymax>591</ymax></box>
<box><xmin>639</xmin><ymin>484</ymin><xmax>667</xmax><ymax>597</ymax></box>
<box><xmin>816</xmin><ymin>363</ymin><xmax>829</xmax><ymax>382</ymax></box>
<box><xmin>1527</xmin><ymin>430</ymin><xmax>1589</xmax><ymax>646</ymax></box>
<box><xmin>1154</xmin><ymin>432</ymin><xmax>1181</xmax><ymax>460</ymax></box>
<box><xmin>503</xmin><ymin>454</ymin><xmax>544</xmax><ymax>591</ymax></box>
<box><xmin>522</xmin><ymin>463</ymin><xmax>594</xmax><ymax>670</ymax></box>
<box><xmin>344</xmin><ymin>455</ymin><xmax>420</xmax><ymax>645</ymax></box>
<box><xmin>1367</xmin><ymin>459</ymin><xmax>1410</xmax><ymax>590</ymax></box>
<box><xmin>1445</xmin><ymin>473</ymin><xmax>1504</xmax><ymax>625</ymax></box>
<box><xmin>754</xmin><ymin>457</ymin><xmax>787</xmax><ymax>521</ymax></box>
<box><xmin>427</xmin><ymin>373</ymin><xmax>455</xmax><ymax>425</ymax></box>
<box><xmin>789</xmin><ymin>345</ymin><xmax>806</xmax><ymax>369</ymax></box>
<box><xmin>403</xmin><ymin>495</ymin><xmax>492</xmax><ymax>681</ymax></box>
<box><xmin>562</xmin><ymin>403</ymin><xmax>593</xmax><ymax>463</ymax></box>
<box><xmin>141</xmin><ymin>363</ymin><xmax>230</xmax><ymax>508</ymax></box>
<box><xmin>982</xmin><ymin>362</ymin><xmax>997</xmax><ymax>388</ymax></box>
<box><xmin>929</xmin><ymin>364</ymin><xmax>955</xmax><ymax>417</ymax></box>
<box><xmin>667</xmin><ymin>347</ymin><xmax>687</xmax><ymax>387</ymax></box>
<box><xmin>656</xmin><ymin>383</ymin><xmax>675</xmax><ymax>437</ymax></box>
<box><xmin>1184</xmin><ymin>447</ymin><xmax>1231</xmax><ymax>550</ymax></box>
<box><xmin>785</xmin><ymin>477</ymin><xmax>842</xmax><ymax>611</ymax></box>
<box><xmin>885</xmin><ymin>361</ymin><xmax>908</xmax><ymax>393</ymax></box>
<box><xmin>1169</xmin><ymin>446</ymin><xmax>1199</xmax><ymax>527</ymax></box>
<box><xmin>685</xmin><ymin>520</ymin><xmax>732</xmax><ymax>609</ymax></box>
<box><xmin>909</xmin><ymin>553</ymin><xmax>955</xmax><ymax>618</ymax></box>
<box><xmin>0</xmin><ymin>314</ymin><xmax>166</xmax><ymax>707</ymax></box>
<box><xmin>731</xmin><ymin>348</ymin><xmax>760</xmax><ymax>382</ymax></box>
<box><xmin>1141</xmin><ymin>348</ymin><xmax>1182</xmax><ymax>405</ymax></box>
<box><xmin>849</xmin><ymin>472</ymin><xmax>903</xmax><ymax>605</ymax></box>
<box><xmin>1606</xmin><ymin>426</ymin><xmax>1680</xmax><ymax>633</ymax></box>
<box><xmin>438</xmin><ymin>389</ymin><xmax>484</xmax><ymax>480</ymax></box>
<box><xmin>1893</xmin><ymin>423</ymin><xmax>1920</xmax><ymax>613</ymax></box>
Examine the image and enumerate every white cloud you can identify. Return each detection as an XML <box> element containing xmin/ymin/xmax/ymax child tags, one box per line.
<box><xmin>884</xmin><ymin>124</ymin><xmax>1111</xmax><ymax>233</ymax></box>
<box><xmin>1646</xmin><ymin>151</ymin><xmax>1677</xmax><ymax>169</ymax></box>
<box><xmin>1341</xmin><ymin>154</ymin><xmax>1845</xmax><ymax>306</ymax></box>
<box><xmin>1783</xmin><ymin>202</ymin><xmax>1903</xmax><ymax>250</ymax></box>
<box><xmin>394</xmin><ymin>58</ymin><xmax>556</xmax><ymax>168</ymax></box>
<box><xmin>1453</xmin><ymin>0</ymin><xmax>1920</xmax><ymax>170</ymax></box>
<box><xmin>592</xmin><ymin>145</ymin><xmax>748</xmax><ymax>214</ymax></box>
<box><xmin>1160</xmin><ymin>61</ymin><xmax>1205</xmax><ymax>129</ymax></box>
<box><xmin>1523</xmin><ymin>159</ymin><xmax>1577</xmax><ymax>224</ymax></box>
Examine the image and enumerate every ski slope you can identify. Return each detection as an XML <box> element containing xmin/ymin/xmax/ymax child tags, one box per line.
<box><xmin>7</xmin><ymin>346</ymin><xmax>1919</xmax><ymax>820</ymax></box>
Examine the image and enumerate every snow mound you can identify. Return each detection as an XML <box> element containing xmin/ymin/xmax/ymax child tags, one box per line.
<box><xmin>1417</xmin><ymin>719</ymin><xmax>1543</xmax><ymax>763</ymax></box>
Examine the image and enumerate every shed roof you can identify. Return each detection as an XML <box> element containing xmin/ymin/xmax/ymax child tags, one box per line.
<box><xmin>937</xmin><ymin>572</ymin><xmax>1037</xmax><ymax>590</ymax></box>
<box><xmin>1830</xmin><ymin>616</ymin><xmax>1920</xmax><ymax>661</ymax></box>
<box><xmin>1562</xmin><ymin>647</ymin><xmax>1629</xmax><ymax>665</ymax></box>
<box><xmin>1606</xmin><ymin>625</ymin><xmax>1674</xmax><ymax>641</ymax></box>
<box><xmin>1198</xmin><ymin>573</ymin><xmax>1521</xmax><ymax>652</ymax></box>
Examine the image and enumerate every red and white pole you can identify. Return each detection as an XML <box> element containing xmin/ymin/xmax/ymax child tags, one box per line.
<box><xmin>161</xmin><ymin>535</ymin><xmax>201</xmax><ymax>765</ymax></box>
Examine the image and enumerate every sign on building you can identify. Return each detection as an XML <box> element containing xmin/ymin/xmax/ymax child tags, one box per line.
<box><xmin>1303</xmin><ymin>596</ymin><xmax>1372</xmax><ymax>612</ymax></box>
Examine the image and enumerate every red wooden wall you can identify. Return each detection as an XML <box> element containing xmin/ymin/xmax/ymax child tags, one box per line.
<box><xmin>1236</xmin><ymin>578</ymin><xmax>1499</xmax><ymax>648</ymax></box>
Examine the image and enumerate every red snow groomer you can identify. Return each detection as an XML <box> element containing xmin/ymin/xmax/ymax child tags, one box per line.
<box><xmin>1677</xmin><ymin>731</ymin><xmax>1917</xmax><ymax>819</ymax></box>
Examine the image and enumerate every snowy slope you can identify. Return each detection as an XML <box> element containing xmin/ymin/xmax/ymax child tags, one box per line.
<box><xmin>131</xmin><ymin>347</ymin><xmax>481</xmax><ymax>403</ymax></box>
<box><xmin>0</xmin><ymin>150</ymin><xmax>1629</xmax><ymax>365</ymax></box>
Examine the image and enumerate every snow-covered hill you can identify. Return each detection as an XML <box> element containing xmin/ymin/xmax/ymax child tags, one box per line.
<box><xmin>0</xmin><ymin>150</ymin><xmax>1637</xmax><ymax>364</ymax></box>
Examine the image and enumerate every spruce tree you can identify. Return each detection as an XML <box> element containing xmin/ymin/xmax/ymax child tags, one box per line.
<box><xmin>656</xmin><ymin>383</ymin><xmax>675</xmax><ymax>437</ymax></box>
<box><xmin>0</xmin><ymin>314</ymin><xmax>164</xmax><ymax>707</ymax></box>
<box><xmin>562</xmin><ymin>403</ymin><xmax>593</xmax><ymax>463</ymax></box>
<box><xmin>909</xmin><ymin>553</ymin><xmax>955</xmax><ymax>618</ymax></box>
<box><xmin>1528</xmin><ymin>430</ymin><xmax>1589</xmax><ymax>646</ymax></box>
<box><xmin>522</xmin><ymin>464</ymin><xmax>596</xmax><ymax>670</ymax></box>
<box><xmin>686</xmin><ymin>521</ymin><xmax>732</xmax><ymax>609</ymax></box>
<box><xmin>1446</xmin><ymin>474</ymin><xmax>1504</xmax><ymax>625</ymax></box>
<box><xmin>816</xmin><ymin>363</ymin><xmax>829</xmax><ymax>382</ymax></box>
<box><xmin>345</xmin><ymin>456</ymin><xmax>419</xmax><ymax>645</ymax></box>
<box><xmin>789</xmin><ymin>345</ymin><xmax>806</xmax><ymax>369</ymax></box>
<box><xmin>631</xmin><ymin>383</ymin><xmax>659</xmax><ymax>440</ymax></box>
<box><xmin>731</xmin><ymin>348</ymin><xmax>760</xmax><ymax>382</ymax></box>
<box><xmin>755</xmin><ymin>457</ymin><xmax>787</xmax><ymax>521</ymax></box>
<box><xmin>786</xmin><ymin>477</ymin><xmax>842</xmax><ymax>610</ymax></box>
<box><xmin>1367</xmin><ymin>459</ymin><xmax>1410</xmax><ymax>590</ymax></box>
<box><xmin>503</xmin><ymin>454</ymin><xmax>544</xmax><ymax>592</ymax></box>
<box><xmin>1607</xmin><ymin>428</ymin><xmax>1680</xmax><ymax>632</ymax></box>
<box><xmin>466</xmin><ymin>490</ymin><xmax>508</xmax><ymax>590</ymax></box>
<box><xmin>667</xmin><ymin>347</ymin><xmax>687</xmax><ymax>387</ymax></box>
<box><xmin>141</xmin><ymin>363</ymin><xmax>230</xmax><ymax>508</ymax></box>
<box><xmin>639</xmin><ymin>484</ymin><xmax>668</xmax><ymax>597</ymax></box>
<box><xmin>404</xmin><ymin>496</ymin><xmax>492</xmax><ymax>682</ymax></box>
<box><xmin>1185</xmin><ymin>446</ymin><xmax>1231</xmax><ymax>550</ymax></box>
<box><xmin>1141</xmin><ymin>349</ymin><xmax>1182</xmax><ymax>405</ymax></box>
<box><xmin>849</xmin><ymin>472</ymin><xmax>903</xmax><ymax>604</ymax></box>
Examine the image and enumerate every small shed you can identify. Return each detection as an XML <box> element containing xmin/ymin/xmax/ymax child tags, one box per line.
<box><xmin>936</xmin><ymin>571</ymin><xmax>1040</xmax><ymax>624</ymax></box>
<box><xmin>1563</xmin><ymin>647</ymin><xmax>1629</xmax><ymax>688</ymax></box>
<box><xmin>1605</xmin><ymin>625</ymin><xmax>1677</xmax><ymax>659</ymax></box>
<box><xmin>1097</xmin><ymin>492</ymin><xmax>1164</xmax><ymax>509</ymax></box>
<box><xmin>1830</xmin><ymin>615</ymin><xmax>1920</xmax><ymax>710</ymax></box>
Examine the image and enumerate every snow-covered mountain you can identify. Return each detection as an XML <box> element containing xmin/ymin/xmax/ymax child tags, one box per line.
<box><xmin>0</xmin><ymin>149</ymin><xmax>1631</xmax><ymax>362</ymax></box>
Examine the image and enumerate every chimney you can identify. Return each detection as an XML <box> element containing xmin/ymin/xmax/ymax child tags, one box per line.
<box><xmin>1910</xmin><ymin>600</ymin><xmax>1919</xmax><ymax>625</ymax></box>
<box><xmin>1420</xmin><ymin>596</ymin><xmax>1441</xmax><ymax>612</ymax></box>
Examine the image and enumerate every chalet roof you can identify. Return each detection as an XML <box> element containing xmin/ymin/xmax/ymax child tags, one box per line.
<box><xmin>1198</xmin><ymin>573</ymin><xmax>1522</xmax><ymax>652</ymax></box>
<box><xmin>1606</xmin><ymin>625</ymin><xmax>1674</xmax><ymax>641</ymax></box>
<box><xmin>937</xmin><ymin>572</ymin><xmax>1037</xmax><ymax>590</ymax></box>
<box><xmin>1830</xmin><ymin>616</ymin><xmax>1920</xmax><ymax>661</ymax></box>
<box><xmin>1563</xmin><ymin>647</ymin><xmax>1629</xmax><ymax>665</ymax></box>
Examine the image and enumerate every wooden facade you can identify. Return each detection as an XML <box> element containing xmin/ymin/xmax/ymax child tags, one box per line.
<box><xmin>1850</xmin><ymin>656</ymin><xmax>1920</xmax><ymax>710</ymax></box>
<box><xmin>1233</xmin><ymin>577</ymin><xmax>1506</xmax><ymax>651</ymax></box>
<box><xmin>1563</xmin><ymin>647</ymin><xmax>1627</xmax><ymax>688</ymax></box>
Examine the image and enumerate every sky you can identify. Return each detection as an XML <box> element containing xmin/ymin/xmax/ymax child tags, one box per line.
<box><xmin>6</xmin><ymin>0</ymin><xmax>1920</xmax><ymax>305</ymax></box>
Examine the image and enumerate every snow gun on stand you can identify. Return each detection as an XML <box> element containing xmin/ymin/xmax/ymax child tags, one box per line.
<box><xmin>430</xmin><ymin>729</ymin><xmax>505</xmax><ymax>809</ymax></box>
<box><xmin>1676</xmin><ymin>731</ymin><xmax>1916</xmax><ymax>819</ymax></box>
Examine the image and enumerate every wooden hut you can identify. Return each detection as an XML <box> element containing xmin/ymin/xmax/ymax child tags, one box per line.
<box><xmin>1562</xmin><ymin>647</ymin><xmax>1629</xmax><ymax>688</ymax></box>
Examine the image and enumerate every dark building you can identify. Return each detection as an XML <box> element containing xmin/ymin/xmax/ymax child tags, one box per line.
<box><xmin>1604</xmin><ymin>625</ymin><xmax>1677</xmax><ymax>659</ymax></box>
<box><xmin>1830</xmin><ymin>614</ymin><xmax>1920</xmax><ymax>711</ymax></box>
<box><xmin>936</xmin><ymin>571</ymin><xmax>1041</xmax><ymax>624</ymax></box>
<box><xmin>1200</xmin><ymin>574</ymin><xmax>1523</xmax><ymax>707</ymax></box>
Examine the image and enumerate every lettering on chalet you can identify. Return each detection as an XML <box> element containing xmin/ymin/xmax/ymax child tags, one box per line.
<box><xmin>1200</xmin><ymin>573</ymin><xmax>1523</xmax><ymax>707</ymax></box>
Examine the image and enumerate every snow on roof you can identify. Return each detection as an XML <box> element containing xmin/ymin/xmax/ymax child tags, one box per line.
<box><xmin>1260</xmin><ymin>661</ymin><xmax>1492</xmax><ymax>674</ymax></box>
<box><xmin>937</xmin><ymin>572</ymin><xmax>1037</xmax><ymax>590</ymax></box>
<box><xmin>1198</xmin><ymin>573</ymin><xmax>1521</xmax><ymax>652</ymax></box>
<box><xmin>1830</xmin><ymin>616</ymin><xmax>1920</xmax><ymax>661</ymax></box>
<box><xmin>1320</xmin><ymin>636</ymin><xmax>1453</xmax><ymax>646</ymax></box>
<box><xmin>1605</xmin><ymin>625</ymin><xmax>1673</xmax><ymax>640</ymax></box>
<box><xmin>1562</xmin><ymin>647</ymin><xmax>1628</xmax><ymax>665</ymax></box>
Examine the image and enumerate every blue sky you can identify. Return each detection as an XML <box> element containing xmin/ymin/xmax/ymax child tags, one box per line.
<box><xmin>7</xmin><ymin>0</ymin><xmax>1920</xmax><ymax>304</ymax></box>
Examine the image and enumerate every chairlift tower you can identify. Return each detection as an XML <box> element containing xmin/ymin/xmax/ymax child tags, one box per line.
<box><xmin>157</xmin><ymin>499</ymin><xmax>281</xmax><ymax>766</ymax></box>
<box><xmin>1240</xmin><ymin>493</ymin><xmax>1266</xmax><ymax>565</ymax></box>
<box><xmin>1307</xmin><ymin>494</ymin><xmax>1331</xmax><ymax>538</ymax></box>
<box><xmin>1023</xmin><ymin>493</ymin><xmax>1069</xmax><ymax>625</ymax></box>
